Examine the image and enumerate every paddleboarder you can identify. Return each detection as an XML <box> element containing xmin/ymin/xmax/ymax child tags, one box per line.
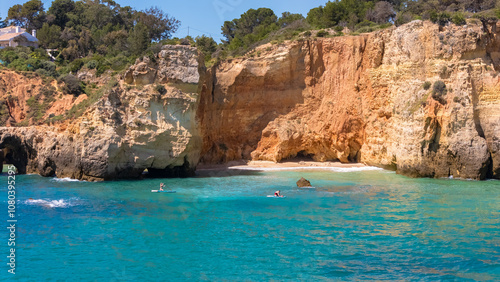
<box><xmin>160</xmin><ymin>183</ymin><xmax>165</xmax><ymax>191</ymax></box>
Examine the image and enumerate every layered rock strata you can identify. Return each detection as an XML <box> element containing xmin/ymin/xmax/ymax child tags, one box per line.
<box><xmin>198</xmin><ymin>20</ymin><xmax>500</xmax><ymax>180</ymax></box>
<box><xmin>0</xmin><ymin>46</ymin><xmax>203</xmax><ymax>180</ymax></box>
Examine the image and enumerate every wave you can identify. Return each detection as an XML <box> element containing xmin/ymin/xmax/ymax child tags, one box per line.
<box><xmin>230</xmin><ymin>166</ymin><xmax>385</xmax><ymax>172</ymax></box>
<box><xmin>24</xmin><ymin>197</ymin><xmax>81</xmax><ymax>208</ymax></box>
<box><xmin>52</xmin><ymin>177</ymin><xmax>85</xmax><ymax>182</ymax></box>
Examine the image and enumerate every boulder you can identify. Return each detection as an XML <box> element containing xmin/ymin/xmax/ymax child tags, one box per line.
<box><xmin>296</xmin><ymin>177</ymin><xmax>312</xmax><ymax>187</ymax></box>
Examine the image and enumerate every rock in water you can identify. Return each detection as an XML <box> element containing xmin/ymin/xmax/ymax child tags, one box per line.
<box><xmin>296</xmin><ymin>177</ymin><xmax>312</xmax><ymax>187</ymax></box>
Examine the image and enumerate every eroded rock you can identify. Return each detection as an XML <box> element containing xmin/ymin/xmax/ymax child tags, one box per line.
<box><xmin>296</xmin><ymin>177</ymin><xmax>312</xmax><ymax>187</ymax></box>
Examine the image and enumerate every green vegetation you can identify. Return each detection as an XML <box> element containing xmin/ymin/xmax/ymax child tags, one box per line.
<box><xmin>23</xmin><ymin>85</ymin><xmax>56</xmax><ymax>125</ymax></box>
<box><xmin>432</xmin><ymin>80</ymin><xmax>447</xmax><ymax>104</ymax></box>
<box><xmin>59</xmin><ymin>74</ymin><xmax>83</xmax><ymax>95</ymax></box>
<box><xmin>2</xmin><ymin>0</ymin><xmax>500</xmax><ymax>126</ymax></box>
<box><xmin>423</xmin><ymin>81</ymin><xmax>431</xmax><ymax>90</ymax></box>
<box><xmin>1</xmin><ymin>0</ymin><xmax>180</xmax><ymax>89</ymax></box>
<box><xmin>154</xmin><ymin>84</ymin><xmax>166</xmax><ymax>95</ymax></box>
<box><xmin>221</xmin><ymin>8</ymin><xmax>306</xmax><ymax>55</ymax></box>
<box><xmin>65</xmin><ymin>78</ymin><xmax>117</xmax><ymax>120</ymax></box>
<box><xmin>7</xmin><ymin>0</ymin><xmax>179</xmax><ymax>58</ymax></box>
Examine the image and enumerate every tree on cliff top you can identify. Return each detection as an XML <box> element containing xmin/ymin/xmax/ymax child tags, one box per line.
<box><xmin>221</xmin><ymin>8</ymin><xmax>309</xmax><ymax>54</ymax></box>
<box><xmin>7</xmin><ymin>0</ymin><xmax>46</xmax><ymax>31</ymax></box>
<box><xmin>222</xmin><ymin>8</ymin><xmax>278</xmax><ymax>44</ymax></box>
<box><xmin>0</xmin><ymin>17</ymin><xmax>6</xmax><ymax>28</ymax></box>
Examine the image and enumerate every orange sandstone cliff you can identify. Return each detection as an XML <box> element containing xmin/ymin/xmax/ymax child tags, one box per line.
<box><xmin>198</xmin><ymin>20</ymin><xmax>500</xmax><ymax>180</ymax></box>
<box><xmin>1</xmin><ymin>21</ymin><xmax>499</xmax><ymax>180</ymax></box>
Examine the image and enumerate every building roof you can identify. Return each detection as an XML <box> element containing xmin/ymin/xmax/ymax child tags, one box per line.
<box><xmin>0</xmin><ymin>26</ymin><xmax>38</xmax><ymax>43</ymax></box>
<box><xmin>0</xmin><ymin>32</ymin><xmax>38</xmax><ymax>42</ymax></box>
<box><xmin>0</xmin><ymin>32</ymin><xmax>23</xmax><ymax>41</ymax></box>
<box><xmin>0</xmin><ymin>26</ymin><xmax>26</xmax><ymax>34</ymax></box>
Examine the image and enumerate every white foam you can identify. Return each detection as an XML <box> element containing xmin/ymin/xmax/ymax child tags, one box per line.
<box><xmin>52</xmin><ymin>177</ymin><xmax>84</xmax><ymax>182</ymax></box>
<box><xmin>25</xmin><ymin>198</ymin><xmax>80</xmax><ymax>208</ymax></box>
<box><xmin>229</xmin><ymin>166</ymin><xmax>384</xmax><ymax>172</ymax></box>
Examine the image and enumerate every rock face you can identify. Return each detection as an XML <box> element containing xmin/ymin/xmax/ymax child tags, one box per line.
<box><xmin>0</xmin><ymin>46</ymin><xmax>203</xmax><ymax>181</ymax></box>
<box><xmin>0</xmin><ymin>149</ymin><xmax>3</xmax><ymax>173</ymax></box>
<box><xmin>296</xmin><ymin>177</ymin><xmax>312</xmax><ymax>187</ymax></box>
<box><xmin>124</xmin><ymin>45</ymin><xmax>202</xmax><ymax>85</ymax></box>
<box><xmin>0</xmin><ymin>84</ymin><xmax>201</xmax><ymax>181</ymax></box>
<box><xmin>198</xmin><ymin>20</ymin><xmax>500</xmax><ymax>180</ymax></box>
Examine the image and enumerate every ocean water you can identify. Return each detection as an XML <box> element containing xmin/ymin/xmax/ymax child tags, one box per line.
<box><xmin>1</xmin><ymin>167</ymin><xmax>499</xmax><ymax>281</ymax></box>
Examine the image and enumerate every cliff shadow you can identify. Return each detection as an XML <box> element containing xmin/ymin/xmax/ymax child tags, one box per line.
<box><xmin>195</xmin><ymin>168</ymin><xmax>263</xmax><ymax>178</ymax></box>
<box><xmin>0</xmin><ymin>135</ymin><xmax>28</xmax><ymax>174</ymax></box>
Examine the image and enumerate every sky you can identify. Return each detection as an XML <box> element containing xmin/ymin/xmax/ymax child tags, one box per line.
<box><xmin>0</xmin><ymin>0</ymin><xmax>327</xmax><ymax>42</ymax></box>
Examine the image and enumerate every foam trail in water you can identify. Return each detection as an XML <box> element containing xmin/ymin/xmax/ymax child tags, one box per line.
<box><xmin>52</xmin><ymin>177</ymin><xmax>85</xmax><ymax>182</ymax></box>
<box><xmin>24</xmin><ymin>198</ymin><xmax>81</xmax><ymax>208</ymax></box>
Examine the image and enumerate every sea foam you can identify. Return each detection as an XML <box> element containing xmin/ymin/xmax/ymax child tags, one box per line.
<box><xmin>24</xmin><ymin>198</ymin><xmax>81</xmax><ymax>208</ymax></box>
<box><xmin>52</xmin><ymin>177</ymin><xmax>85</xmax><ymax>182</ymax></box>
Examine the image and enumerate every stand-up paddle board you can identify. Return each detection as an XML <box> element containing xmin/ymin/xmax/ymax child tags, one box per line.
<box><xmin>267</xmin><ymin>195</ymin><xmax>286</xmax><ymax>198</ymax></box>
<box><xmin>151</xmin><ymin>190</ymin><xmax>176</xmax><ymax>193</ymax></box>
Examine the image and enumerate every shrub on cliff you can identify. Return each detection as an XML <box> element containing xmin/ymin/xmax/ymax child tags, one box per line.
<box><xmin>59</xmin><ymin>74</ymin><xmax>83</xmax><ymax>95</ymax></box>
<box><xmin>155</xmin><ymin>84</ymin><xmax>167</xmax><ymax>95</ymax></box>
<box><xmin>432</xmin><ymin>80</ymin><xmax>447</xmax><ymax>104</ymax></box>
<box><xmin>196</xmin><ymin>35</ymin><xmax>217</xmax><ymax>62</ymax></box>
<box><xmin>423</xmin><ymin>81</ymin><xmax>431</xmax><ymax>90</ymax></box>
<box><xmin>316</xmin><ymin>30</ymin><xmax>329</xmax><ymax>37</ymax></box>
<box><xmin>452</xmin><ymin>13</ymin><xmax>466</xmax><ymax>26</ymax></box>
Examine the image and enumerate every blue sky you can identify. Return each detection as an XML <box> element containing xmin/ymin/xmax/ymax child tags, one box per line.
<box><xmin>0</xmin><ymin>0</ymin><xmax>327</xmax><ymax>42</ymax></box>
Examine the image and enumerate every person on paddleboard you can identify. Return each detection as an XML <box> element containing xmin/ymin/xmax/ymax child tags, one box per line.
<box><xmin>274</xmin><ymin>190</ymin><xmax>282</xmax><ymax>197</ymax></box>
<box><xmin>160</xmin><ymin>183</ymin><xmax>165</xmax><ymax>191</ymax></box>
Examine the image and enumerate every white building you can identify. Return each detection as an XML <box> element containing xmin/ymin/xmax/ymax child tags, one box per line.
<box><xmin>0</xmin><ymin>26</ymin><xmax>38</xmax><ymax>48</ymax></box>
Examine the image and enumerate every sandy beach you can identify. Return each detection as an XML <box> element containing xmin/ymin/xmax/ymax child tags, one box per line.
<box><xmin>197</xmin><ymin>160</ymin><xmax>370</xmax><ymax>171</ymax></box>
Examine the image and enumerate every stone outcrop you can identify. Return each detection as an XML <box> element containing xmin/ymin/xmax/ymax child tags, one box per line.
<box><xmin>0</xmin><ymin>45</ymin><xmax>203</xmax><ymax>181</ymax></box>
<box><xmin>198</xmin><ymin>20</ymin><xmax>500</xmax><ymax>180</ymax></box>
<box><xmin>0</xmin><ymin>84</ymin><xmax>201</xmax><ymax>180</ymax></box>
<box><xmin>124</xmin><ymin>45</ymin><xmax>202</xmax><ymax>85</ymax></box>
<box><xmin>296</xmin><ymin>177</ymin><xmax>312</xmax><ymax>187</ymax></box>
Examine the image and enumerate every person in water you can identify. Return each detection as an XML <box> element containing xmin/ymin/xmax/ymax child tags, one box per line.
<box><xmin>274</xmin><ymin>190</ymin><xmax>282</xmax><ymax>197</ymax></box>
<box><xmin>160</xmin><ymin>183</ymin><xmax>165</xmax><ymax>191</ymax></box>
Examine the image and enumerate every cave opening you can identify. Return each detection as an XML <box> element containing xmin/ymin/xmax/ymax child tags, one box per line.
<box><xmin>283</xmin><ymin>150</ymin><xmax>315</xmax><ymax>162</ymax></box>
<box><xmin>145</xmin><ymin>157</ymin><xmax>195</xmax><ymax>178</ymax></box>
<box><xmin>0</xmin><ymin>136</ymin><xmax>28</xmax><ymax>175</ymax></box>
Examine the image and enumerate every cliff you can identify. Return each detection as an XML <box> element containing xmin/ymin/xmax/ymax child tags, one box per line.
<box><xmin>0</xmin><ymin>45</ymin><xmax>202</xmax><ymax>180</ymax></box>
<box><xmin>198</xmin><ymin>20</ymin><xmax>500</xmax><ymax>180</ymax></box>
<box><xmin>2</xmin><ymin>21</ymin><xmax>499</xmax><ymax>181</ymax></box>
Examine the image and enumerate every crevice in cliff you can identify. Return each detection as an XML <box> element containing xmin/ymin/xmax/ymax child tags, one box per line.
<box><xmin>428</xmin><ymin>122</ymin><xmax>442</xmax><ymax>153</ymax></box>
<box><xmin>470</xmin><ymin>76</ymin><xmax>486</xmax><ymax>139</ymax></box>
<box><xmin>211</xmin><ymin>69</ymin><xmax>216</xmax><ymax>103</ymax></box>
<box><xmin>486</xmin><ymin>152</ymin><xmax>494</xmax><ymax>179</ymax></box>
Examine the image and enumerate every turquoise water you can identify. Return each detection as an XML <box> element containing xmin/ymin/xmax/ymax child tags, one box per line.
<box><xmin>1</xmin><ymin>168</ymin><xmax>499</xmax><ymax>281</ymax></box>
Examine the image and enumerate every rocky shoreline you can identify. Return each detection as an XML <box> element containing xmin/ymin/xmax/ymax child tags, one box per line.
<box><xmin>1</xmin><ymin>20</ymin><xmax>499</xmax><ymax>181</ymax></box>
